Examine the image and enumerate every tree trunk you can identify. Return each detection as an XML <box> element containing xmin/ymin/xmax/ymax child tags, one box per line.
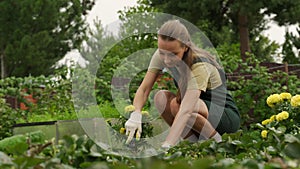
<box><xmin>0</xmin><ymin>52</ymin><xmax>6</xmax><ymax>79</ymax></box>
<box><xmin>238</xmin><ymin>14</ymin><xmax>251</xmax><ymax>61</ymax></box>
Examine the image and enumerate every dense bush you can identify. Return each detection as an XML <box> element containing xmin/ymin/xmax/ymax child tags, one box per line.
<box><xmin>0</xmin><ymin>95</ymin><xmax>18</xmax><ymax>140</ymax></box>
<box><xmin>0</xmin><ymin>67</ymin><xmax>77</xmax><ymax>139</ymax></box>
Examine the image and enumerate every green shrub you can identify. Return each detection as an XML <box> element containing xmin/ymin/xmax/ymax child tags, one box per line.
<box><xmin>0</xmin><ymin>95</ymin><xmax>18</xmax><ymax>139</ymax></box>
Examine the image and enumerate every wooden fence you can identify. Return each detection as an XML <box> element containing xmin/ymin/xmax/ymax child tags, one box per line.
<box><xmin>226</xmin><ymin>62</ymin><xmax>300</xmax><ymax>83</ymax></box>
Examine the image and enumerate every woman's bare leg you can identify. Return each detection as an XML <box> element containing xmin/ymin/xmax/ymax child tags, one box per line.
<box><xmin>168</xmin><ymin>94</ymin><xmax>217</xmax><ymax>138</ymax></box>
<box><xmin>153</xmin><ymin>90</ymin><xmax>176</xmax><ymax>126</ymax></box>
<box><xmin>154</xmin><ymin>90</ymin><xmax>219</xmax><ymax>141</ymax></box>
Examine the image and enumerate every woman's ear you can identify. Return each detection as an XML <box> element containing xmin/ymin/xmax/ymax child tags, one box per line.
<box><xmin>185</xmin><ymin>42</ymin><xmax>191</xmax><ymax>51</ymax></box>
<box><xmin>186</xmin><ymin>41</ymin><xmax>191</xmax><ymax>47</ymax></box>
<box><xmin>185</xmin><ymin>47</ymin><xmax>189</xmax><ymax>52</ymax></box>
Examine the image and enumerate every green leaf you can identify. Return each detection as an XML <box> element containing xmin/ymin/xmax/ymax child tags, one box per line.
<box><xmin>241</xmin><ymin>159</ymin><xmax>260</xmax><ymax>169</ymax></box>
<box><xmin>75</xmin><ymin>135</ymin><xmax>86</xmax><ymax>147</ymax></box>
<box><xmin>0</xmin><ymin>135</ymin><xmax>28</xmax><ymax>155</ymax></box>
<box><xmin>163</xmin><ymin>151</ymin><xmax>182</xmax><ymax>160</ymax></box>
<box><xmin>27</xmin><ymin>130</ymin><xmax>45</xmax><ymax>143</ymax></box>
<box><xmin>268</xmin><ymin>126</ymin><xmax>285</xmax><ymax>135</ymax></box>
<box><xmin>283</xmin><ymin>142</ymin><xmax>300</xmax><ymax>159</ymax></box>
<box><xmin>13</xmin><ymin>156</ymin><xmax>46</xmax><ymax>168</ymax></box>
<box><xmin>62</xmin><ymin>135</ymin><xmax>75</xmax><ymax>148</ymax></box>
<box><xmin>216</xmin><ymin>158</ymin><xmax>235</xmax><ymax>167</ymax></box>
<box><xmin>266</xmin><ymin>146</ymin><xmax>277</xmax><ymax>155</ymax></box>
<box><xmin>231</xmin><ymin>140</ymin><xmax>243</xmax><ymax>146</ymax></box>
<box><xmin>254</xmin><ymin>123</ymin><xmax>265</xmax><ymax>130</ymax></box>
<box><xmin>192</xmin><ymin>158</ymin><xmax>214</xmax><ymax>169</ymax></box>
<box><xmin>277</xmin><ymin>126</ymin><xmax>287</xmax><ymax>134</ymax></box>
<box><xmin>89</xmin><ymin>151</ymin><xmax>103</xmax><ymax>158</ymax></box>
<box><xmin>284</xmin><ymin>134</ymin><xmax>300</xmax><ymax>143</ymax></box>
<box><xmin>0</xmin><ymin>152</ymin><xmax>12</xmax><ymax>165</ymax></box>
<box><xmin>86</xmin><ymin>162</ymin><xmax>118</xmax><ymax>169</ymax></box>
<box><xmin>79</xmin><ymin>162</ymin><xmax>93</xmax><ymax>168</ymax></box>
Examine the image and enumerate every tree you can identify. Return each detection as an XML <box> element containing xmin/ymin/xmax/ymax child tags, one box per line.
<box><xmin>282</xmin><ymin>28</ymin><xmax>300</xmax><ymax>64</ymax></box>
<box><xmin>80</xmin><ymin>5</ymin><xmax>160</xmax><ymax>103</ymax></box>
<box><xmin>147</xmin><ymin>0</ymin><xmax>300</xmax><ymax>62</ymax></box>
<box><xmin>0</xmin><ymin>0</ymin><xmax>94</xmax><ymax>78</ymax></box>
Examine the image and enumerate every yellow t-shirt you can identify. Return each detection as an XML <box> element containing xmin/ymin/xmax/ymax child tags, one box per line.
<box><xmin>148</xmin><ymin>50</ymin><xmax>222</xmax><ymax>92</ymax></box>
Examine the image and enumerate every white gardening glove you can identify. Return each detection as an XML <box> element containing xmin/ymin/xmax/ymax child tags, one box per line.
<box><xmin>125</xmin><ymin>111</ymin><xmax>142</xmax><ymax>144</ymax></box>
<box><xmin>161</xmin><ymin>141</ymin><xmax>172</xmax><ymax>149</ymax></box>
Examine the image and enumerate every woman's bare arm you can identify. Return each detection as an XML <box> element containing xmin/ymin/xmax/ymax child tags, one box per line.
<box><xmin>133</xmin><ymin>71</ymin><xmax>159</xmax><ymax>112</ymax></box>
<box><xmin>164</xmin><ymin>89</ymin><xmax>201</xmax><ymax>145</ymax></box>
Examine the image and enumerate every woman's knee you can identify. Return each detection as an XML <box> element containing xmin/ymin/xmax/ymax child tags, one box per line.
<box><xmin>154</xmin><ymin>90</ymin><xmax>175</xmax><ymax>114</ymax></box>
<box><xmin>170</xmin><ymin>98</ymin><xmax>179</xmax><ymax>116</ymax></box>
<box><xmin>197</xmin><ymin>99</ymin><xmax>209</xmax><ymax>119</ymax></box>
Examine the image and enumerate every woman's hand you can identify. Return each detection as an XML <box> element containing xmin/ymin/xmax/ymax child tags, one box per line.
<box><xmin>124</xmin><ymin>111</ymin><xmax>142</xmax><ymax>144</ymax></box>
<box><xmin>125</xmin><ymin>71</ymin><xmax>157</xmax><ymax>144</ymax></box>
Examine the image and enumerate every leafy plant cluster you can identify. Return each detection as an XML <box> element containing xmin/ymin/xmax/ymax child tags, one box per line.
<box><xmin>0</xmin><ymin>67</ymin><xmax>77</xmax><ymax>139</ymax></box>
<box><xmin>0</xmin><ymin>94</ymin><xmax>18</xmax><ymax>140</ymax></box>
<box><xmin>255</xmin><ymin>93</ymin><xmax>300</xmax><ymax>163</ymax></box>
<box><xmin>0</xmin><ymin>124</ymin><xmax>300</xmax><ymax>168</ymax></box>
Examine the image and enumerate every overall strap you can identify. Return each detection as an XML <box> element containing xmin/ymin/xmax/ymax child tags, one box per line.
<box><xmin>168</xmin><ymin>67</ymin><xmax>180</xmax><ymax>88</ymax></box>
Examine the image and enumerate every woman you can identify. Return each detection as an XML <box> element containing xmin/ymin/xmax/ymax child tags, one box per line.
<box><xmin>124</xmin><ymin>20</ymin><xmax>240</xmax><ymax>148</ymax></box>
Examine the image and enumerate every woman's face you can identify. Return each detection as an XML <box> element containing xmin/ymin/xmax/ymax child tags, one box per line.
<box><xmin>158</xmin><ymin>37</ymin><xmax>187</xmax><ymax>67</ymax></box>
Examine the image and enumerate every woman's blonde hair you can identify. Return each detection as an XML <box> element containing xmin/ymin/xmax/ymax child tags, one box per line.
<box><xmin>158</xmin><ymin>20</ymin><xmax>221</xmax><ymax>103</ymax></box>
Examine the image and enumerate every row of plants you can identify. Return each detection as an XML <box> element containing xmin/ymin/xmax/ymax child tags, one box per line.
<box><xmin>0</xmin><ymin>90</ymin><xmax>299</xmax><ymax>168</ymax></box>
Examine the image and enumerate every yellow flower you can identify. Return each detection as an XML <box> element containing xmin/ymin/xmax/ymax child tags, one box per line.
<box><xmin>124</xmin><ymin>105</ymin><xmax>135</xmax><ymax>113</ymax></box>
<box><xmin>261</xmin><ymin>130</ymin><xmax>268</xmax><ymax>138</ymax></box>
<box><xmin>275</xmin><ymin>114</ymin><xmax>282</xmax><ymax>121</ymax></box>
<box><xmin>269</xmin><ymin>115</ymin><xmax>276</xmax><ymax>122</ymax></box>
<box><xmin>280</xmin><ymin>92</ymin><xmax>292</xmax><ymax>100</ymax></box>
<box><xmin>262</xmin><ymin>119</ymin><xmax>271</xmax><ymax>125</ymax></box>
<box><xmin>276</xmin><ymin>111</ymin><xmax>289</xmax><ymax>121</ymax></box>
<box><xmin>280</xmin><ymin>111</ymin><xmax>289</xmax><ymax>120</ymax></box>
<box><xmin>136</xmin><ymin>132</ymin><xmax>140</xmax><ymax>141</ymax></box>
<box><xmin>120</xmin><ymin>127</ymin><xmax>126</xmax><ymax>134</ymax></box>
<box><xmin>291</xmin><ymin>95</ymin><xmax>300</xmax><ymax>107</ymax></box>
<box><xmin>141</xmin><ymin>111</ymin><xmax>149</xmax><ymax>116</ymax></box>
<box><xmin>266</xmin><ymin>94</ymin><xmax>282</xmax><ymax>107</ymax></box>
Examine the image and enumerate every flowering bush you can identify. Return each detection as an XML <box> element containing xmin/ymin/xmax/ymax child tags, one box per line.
<box><xmin>260</xmin><ymin>92</ymin><xmax>300</xmax><ymax>139</ymax></box>
<box><xmin>291</xmin><ymin>94</ymin><xmax>300</xmax><ymax>107</ymax></box>
<box><xmin>250</xmin><ymin>92</ymin><xmax>300</xmax><ymax>160</ymax></box>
